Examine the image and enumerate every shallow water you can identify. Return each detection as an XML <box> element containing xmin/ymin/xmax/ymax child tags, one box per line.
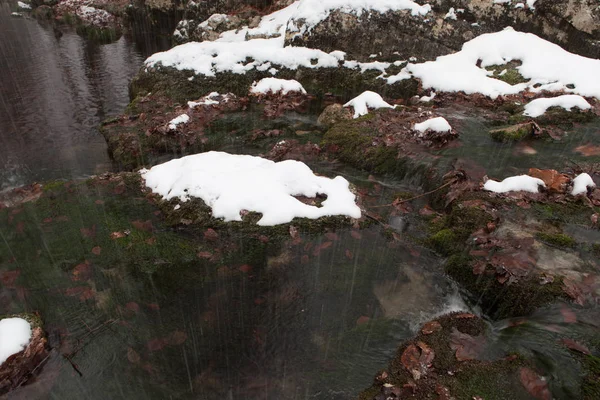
<box><xmin>0</xmin><ymin>3</ymin><xmax>144</xmax><ymax>190</ymax></box>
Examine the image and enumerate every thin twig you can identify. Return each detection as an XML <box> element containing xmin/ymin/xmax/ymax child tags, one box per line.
<box><xmin>370</xmin><ymin>179</ymin><xmax>457</xmax><ymax>208</ymax></box>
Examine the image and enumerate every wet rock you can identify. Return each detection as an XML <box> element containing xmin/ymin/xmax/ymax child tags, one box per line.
<box><xmin>317</xmin><ymin>104</ymin><xmax>353</xmax><ymax>128</ymax></box>
<box><xmin>359</xmin><ymin>312</ymin><xmax>536</xmax><ymax>400</ymax></box>
<box><xmin>322</xmin><ymin>107</ymin><xmax>457</xmax><ymax>180</ymax></box>
<box><xmin>0</xmin><ymin>313</ymin><xmax>49</xmax><ymax>395</ymax></box>
<box><xmin>489</xmin><ymin>121</ymin><xmax>541</xmax><ymax>143</ymax></box>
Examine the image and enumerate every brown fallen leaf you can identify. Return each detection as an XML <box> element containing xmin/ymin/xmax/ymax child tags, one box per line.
<box><xmin>127</xmin><ymin>347</ymin><xmax>140</xmax><ymax>364</ymax></box>
<box><xmin>204</xmin><ymin>228</ymin><xmax>219</xmax><ymax>241</ymax></box>
<box><xmin>132</xmin><ymin>220</ymin><xmax>153</xmax><ymax>232</ymax></box>
<box><xmin>400</xmin><ymin>341</ymin><xmax>435</xmax><ymax>380</ymax></box>
<box><xmin>519</xmin><ymin>367</ymin><xmax>551</xmax><ymax>400</ymax></box>
<box><xmin>575</xmin><ymin>143</ymin><xmax>600</xmax><ymax>157</ymax></box>
<box><xmin>449</xmin><ymin>328</ymin><xmax>486</xmax><ymax>361</ymax></box>
<box><xmin>167</xmin><ymin>330</ymin><xmax>188</xmax><ymax>346</ymax></box>
<box><xmin>91</xmin><ymin>246</ymin><xmax>101</xmax><ymax>255</ymax></box>
<box><xmin>560</xmin><ymin>338</ymin><xmax>591</xmax><ymax>355</ymax></box>
<box><xmin>421</xmin><ymin>321</ymin><xmax>442</xmax><ymax>335</ymax></box>
<box><xmin>110</xmin><ymin>231</ymin><xmax>126</xmax><ymax>239</ymax></box>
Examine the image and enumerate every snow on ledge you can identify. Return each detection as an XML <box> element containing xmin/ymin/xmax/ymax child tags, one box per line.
<box><xmin>141</xmin><ymin>152</ymin><xmax>361</xmax><ymax>226</ymax></box>
<box><xmin>250</xmin><ymin>78</ymin><xmax>307</xmax><ymax>95</ymax></box>
<box><xmin>168</xmin><ymin>114</ymin><xmax>190</xmax><ymax>130</ymax></box>
<box><xmin>572</xmin><ymin>173</ymin><xmax>596</xmax><ymax>195</ymax></box>
<box><xmin>523</xmin><ymin>95</ymin><xmax>591</xmax><ymax>118</ymax></box>
<box><xmin>407</xmin><ymin>28</ymin><xmax>600</xmax><ymax>100</ymax></box>
<box><xmin>483</xmin><ymin>175</ymin><xmax>545</xmax><ymax>193</ymax></box>
<box><xmin>0</xmin><ymin>318</ymin><xmax>32</xmax><ymax>365</ymax></box>
<box><xmin>344</xmin><ymin>91</ymin><xmax>395</xmax><ymax>118</ymax></box>
<box><xmin>413</xmin><ymin>117</ymin><xmax>452</xmax><ymax>135</ymax></box>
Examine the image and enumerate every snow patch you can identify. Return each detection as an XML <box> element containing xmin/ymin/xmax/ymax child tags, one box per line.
<box><xmin>0</xmin><ymin>318</ymin><xmax>32</xmax><ymax>365</ymax></box>
<box><xmin>17</xmin><ymin>1</ymin><xmax>31</xmax><ymax>9</ymax></box>
<box><xmin>250</xmin><ymin>78</ymin><xmax>307</xmax><ymax>95</ymax></box>
<box><xmin>483</xmin><ymin>175</ymin><xmax>545</xmax><ymax>193</ymax></box>
<box><xmin>523</xmin><ymin>95</ymin><xmax>591</xmax><ymax>117</ymax></box>
<box><xmin>188</xmin><ymin>92</ymin><xmax>222</xmax><ymax>108</ymax></box>
<box><xmin>141</xmin><ymin>152</ymin><xmax>361</xmax><ymax>226</ymax></box>
<box><xmin>343</xmin><ymin>91</ymin><xmax>395</xmax><ymax>118</ymax></box>
<box><xmin>414</xmin><ymin>117</ymin><xmax>452</xmax><ymax>134</ymax></box>
<box><xmin>407</xmin><ymin>28</ymin><xmax>600</xmax><ymax>100</ymax></box>
<box><xmin>168</xmin><ymin>114</ymin><xmax>190</xmax><ymax>130</ymax></box>
<box><xmin>572</xmin><ymin>173</ymin><xmax>596</xmax><ymax>195</ymax></box>
<box><xmin>445</xmin><ymin>7</ymin><xmax>457</xmax><ymax>20</ymax></box>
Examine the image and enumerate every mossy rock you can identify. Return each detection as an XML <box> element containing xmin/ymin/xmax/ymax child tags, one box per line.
<box><xmin>489</xmin><ymin>122</ymin><xmax>536</xmax><ymax>142</ymax></box>
<box><xmin>130</xmin><ymin>65</ymin><xmax>419</xmax><ymax>104</ymax></box>
<box><xmin>485</xmin><ymin>62</ymin><xmax>528</xmax><ymax>85</ymax></box>
<box><xmin>445</xmin><ymin>254</ymin><xmax>568</xmax><ymax>319</ymax></box>
<box><xmin>536</xmin><ymin>232</ymin><xmax>576</xmax><ymax>248</ymax></box>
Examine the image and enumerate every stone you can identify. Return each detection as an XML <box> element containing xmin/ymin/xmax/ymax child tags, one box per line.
<box><xmin>317</xmin><ymin>104</ymin><xmax>353</xmax><ymax>128</ymax></box>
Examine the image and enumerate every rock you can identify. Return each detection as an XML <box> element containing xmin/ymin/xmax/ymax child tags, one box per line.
<box><xmin>285</xmin><ymin>0</ymin><xmax>600</xmax><ymax>62</ymax></box>
<box><xmin>317</xmin><ymin>104</ymin><xmax>352</xmax><ymax>128</ymax></box>
<box><xmin>0</xmin><ymin>314</ymin><xmax>49</xmax><ymax>395</ymax></box>
<box><xmin>489</xmin><ymin>122</ymin><xmax>540</xmax><ymax>142</ymax></box>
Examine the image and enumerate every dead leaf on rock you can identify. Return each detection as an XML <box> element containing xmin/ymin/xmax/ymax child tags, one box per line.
<box><xmin>400</xmin><ymin>341</ymin><xmax>435</xmax><ymax>380</ymax></box>
<box><xmin>449</xmin><ymin>328</ymin><xmax>486</xmax><ymax>361</ymax></box>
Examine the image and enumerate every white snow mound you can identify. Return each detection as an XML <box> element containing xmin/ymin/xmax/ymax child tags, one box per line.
<box><xmin>141</xmin><ymin>152</ymin><xmax>361</xmax><ymax>226</ymax></box>
<box><xmin>523</xmin><ymin>95</ymin><xmax>591</xmax><ymax>117</ymax></box>
<box><xmin>572</xmin><ymin>173</ymin><xmax>596</xmax><ymax>195</ymax></box>
<box><xmin>414</xmin><ymin>117</ymin><xmax>452</xmax><ymax>134</ymax></box>
<box><xmin>407</xmin><ymin>28</ymin><xmax>600</xmax><ymax>99</ymax></box>
<box><xmin>344</xmin><ymin>91</ymin><xmax>395</xmax><ymax>118</ymax></box>
<box><xmin>168</xmin><ymin>114</ymin><xmax>190</xmax><ymax>130</ymax></box>
<box><xmin>483</xmin><ymin>175</ymin><xmax>546</xmax><ymax>193</ymax></box>
<box><xmin>250</xmin><ymin>78</ymin><xmax>307</xmax><ymax>95</ymax></box>
<box><xmin>0</xmin><ymin>318</ymin><xmax>32</xmax><ymax>365</ymax></box>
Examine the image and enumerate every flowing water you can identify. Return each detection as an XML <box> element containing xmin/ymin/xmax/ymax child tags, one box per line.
<box><xmin>1</xmin><ymin>3</ymin><xmax>599</xmax><ymax>400</ymax></box>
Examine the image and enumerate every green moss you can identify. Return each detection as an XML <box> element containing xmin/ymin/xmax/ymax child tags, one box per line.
<box><xmin>130</xmin><ymin>65</ymin><xmax>418</xmax><ymax>104</ymax></box>
<box><xmin>486</xmin><ymin>63</ymin><xmax>528</xmax><ymax>85</ymax></box>
<box><xmin>428</xmin><ymin>228</ymin><xmax>457</xmax><ymax>256</ymax></box>
<box><xmin>533</xmin><ymin>201</ymin><xmax>598</xmax><ymax>225</ymax></box>
<box><xmin>536</xmin><ymin>232</ymin><xmax>576</xmax><ymax>248</ymax></box>
<box><xmin>489</xmin><ymin>123</ymin><xmax>533</xmax><ymax>142</ymax></box>
<box><xmin>445</xmin><ymin>254</ymin><xmax>567</xmax><ymax>319</ymax></box>
<box><xmin>42</xmin><ymin>180</ymin><xmax>66</xmax><ymax>192</ymax></box>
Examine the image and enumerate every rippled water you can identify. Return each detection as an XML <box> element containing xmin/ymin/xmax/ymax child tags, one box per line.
<box><xmin>0</xmin><ymin>3</ymin><xmax>144</xmax><ymax>190</ymax></box>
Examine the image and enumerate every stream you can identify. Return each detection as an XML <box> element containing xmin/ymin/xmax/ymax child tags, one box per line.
<box><xmin>1</xmin><ymin>3</ymin><xmax>599</xmax><ymax>400</ymax></box>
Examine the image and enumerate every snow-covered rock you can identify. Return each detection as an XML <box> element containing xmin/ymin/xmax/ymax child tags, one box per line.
<box><xmin>523</xmin><ymin>95</ymin><xmax>592</xmax><ymax>117</ymax></box>
<box><xmin>407</xmin><ymin>28</ymin><xmax>600</xmax><ymax>100</ymax></box>
<box><xmin>343</xmin><ymin>91</ymin><xmax>395</xmax><ymax>118</ymax></box>
<box><xmin>571</xmin><ymin>173</ymin><xmax>596</xmax><ymax>195</ymax></box>
<box><xmin>141</xmin><ymin>151</ymin><xmax>361</xmax><ymax>226</ymax></box>
<box><xmin>167</xmin><ymin>114</ymin><xmax>190</xmax><ymax>130</ymax></box>
<box><xmin>0</xmin><ymin>318</ymin><xmax>32</xmax><ymax>366</ymax></box>
<box><xmin>413</xmin><ymin>117</ymin><xmax>452</xmax><ymax>135</ymax></box>
<box><xmin>483</xmin><ymin>175</ymin><xmax>546</xmax><ymax>193</ymax></box>
<box><xmin>250</xmin><ymin>78</ymin><xmax>306</xmax><ymax>95</ymax></box>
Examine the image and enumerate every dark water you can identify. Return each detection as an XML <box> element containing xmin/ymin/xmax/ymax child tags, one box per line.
<box><xmin>0</xmin><ymin>2</ymin><xmax>144</xmax><ymax>190</ymax></box>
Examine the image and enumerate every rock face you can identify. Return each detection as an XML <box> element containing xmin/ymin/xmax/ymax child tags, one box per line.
<box><xmin>285</xmin><ymin>0</ymin><xmax>600</xmax><ymax>62</ymax></box>
<box><xmin>0</xmin><ymin>314</ymin><xmax>48</xmax><ymax>395</ymax></box>
<box><xmin>174</xmin><ymin>0</ymin><xmax>292</xmax><ymax>43</ymax></box>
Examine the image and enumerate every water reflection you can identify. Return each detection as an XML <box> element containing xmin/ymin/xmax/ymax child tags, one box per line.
<box><xmin>0</xmin><ymin>3</ymin><xmax>144</xmax><ymax>190</ymax></box>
